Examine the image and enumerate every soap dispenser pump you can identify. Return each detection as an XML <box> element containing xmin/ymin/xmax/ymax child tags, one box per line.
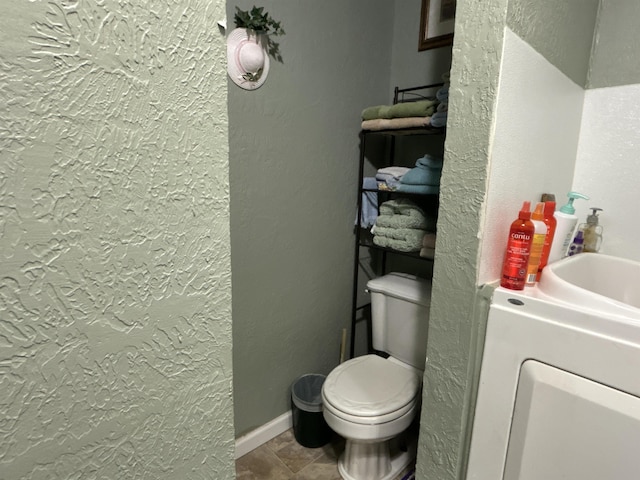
<box><xmin>582</xmin><ymin>207</ymin><xmax>603</xmax><ymax>253</ymax></box>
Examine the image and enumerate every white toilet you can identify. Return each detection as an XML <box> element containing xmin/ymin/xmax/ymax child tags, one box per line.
<box><xmin>322</xmin><ymin>273</ymin><xmax>432</xmax><ymax>480</ymax></box>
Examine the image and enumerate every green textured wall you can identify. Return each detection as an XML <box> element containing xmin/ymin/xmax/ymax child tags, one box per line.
<box><xmin>0</xmin><ymin>1</ymin><xmax>235</xmax><ymax>478</ymax></box>
<box><xmin>416</xmin><ymin>0</ymin><xmax>508</xmax><ymax>478</ymax></box>
<box><xmin>589</xmin><ymin>0</ymin><xmax>640</xmax><ymax>88</ymax></box>
<box><xmin>507</xmin><ymin>0</ymin><xmax>599</xmax><ymax>87</ymax></box>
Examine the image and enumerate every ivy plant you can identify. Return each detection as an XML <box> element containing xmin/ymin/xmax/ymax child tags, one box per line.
<box><xmin>233</xmin><ymin>6</ymin><xmax>285</xmax><ymax>62</ymax></box>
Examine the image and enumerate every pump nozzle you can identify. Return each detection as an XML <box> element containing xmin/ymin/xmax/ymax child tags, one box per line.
<box><xmin>559</xmin><ymin>191</ymin><xmax>589</xmax><ymax>214</ymax></box>
<box><xmin>587</xmin><ymin>207</ymin><xmax>603</xmax><ymax>225</ymax></box>
<box><xmin>518</xmin><ymin>201</ymin><xmax>532</xmax><ymax>220</ymax></box>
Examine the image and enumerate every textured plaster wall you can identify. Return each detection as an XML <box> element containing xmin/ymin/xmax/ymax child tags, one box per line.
<box><xmin>0</xmin><ymin>1</ymin><xmax>235</xmax><ymax>478</ymax></box>
<box><xmin>228</xmin><ymin>0</ymin><xmax>395</xmax><ymax>437</ymax></box>
<box><xmin>507</xmin><ymin>0</ymin><xmax>599</xmax><ymax>88</ymax></box>
<box><xmin>478</xmin><ymin>28</ymin><xmax>584</xmax><ymax>285</ymax></box>
<box><xmin>416</xmin><ymin>1</ymin><xmax>508</xmax><ymax>478</ymax></box>
<box><xmin>589</xmin><ymin>0</ymin><xmax>640</xmax><ymax>88</ymax></box>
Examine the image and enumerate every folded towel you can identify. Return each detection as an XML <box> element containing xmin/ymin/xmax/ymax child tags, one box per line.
<box><xmin>373</xmin><ymin>234</ymin><xmax>423</xmax><ymax>253</ymax></box>
<box><xmin>423</xmin><ymin>233</ymin><xmax>437</xmax><ymax>248</ymax></box>
<box><xmin>436</xmin><ymin>83</ymin><xmax>449</xmax><ymax>102</ymax></box>
<box><xmin>375</xmin><ymin>174</ymin><xmax>402</xmax><ymax>190</ymax></box>
<box><xmin>376</xmin><ymin>167</ymin><xmax>410</xmax><ymax>190</ymax></box>
<box><xmin>416</xmin><ymin>154</ymin><xmax>443</xmax><ymax>169</ymax></box>
<box><xmin>377</xmin><ymin>182</ymin><xmax>396</xmax><ymax>191</ymax></box>
<box><xmin>430</xmin><ymin>111</ymin><xmax>447</xmax><ymax>128</ymax></box>
<box><xmin>362</xmin><ymin>105</ymin><xmax>385</xmax><ymax>121</ymax></box>
<box><xmin>420</xmin><ymin>247</ymin><xmax>436</xmax><ymax>259</ymax></box>
<box><xmin>362</xmin><ymin>117</ymin><xmax>432</xmax><ymax>131</ymax></box>
<box><xmin>437</xmin><ymin>101</ymin><xmax>448</xmax><ymax>113</ymax></box>
<box><xmin>396</xmin><ymin>184</ymin><xmax>440</xmax><ymax>194</ymax></box>
<box><xmin>383</xmin><ymin>100</ymin><xmax>437</xmax><ymax>119</ymax></box>
<box><xmin>400</xmin><ymin>164</ymin><xmax>442</xmax><ymax>186</ymax></box>
<box><xmin>377</xmin><ymin>166</ymin><xmax>411</xmax><ymax>177</ymax></box>
<box><xmin>378</xmin><ymin>198</ymin><xmax>425</xmax><ymax>218</ymax></box>
<box><xmin>372</xmin><ymin>226</ymin><xmax>428</xmax><ymax>242</ymax></box>
<box><xmin>375</xmin><ymin>212</ymin><xmax>436</xmax><ymax>231</ymax></box>
<box><xmin>362</xmin><ymin>99</ymin><xmax>438</xmax><ymax>120</ymax></box>
<box><xmin>356</xmin><ymin>177</ymin><xmax>378</xmax><ymax>228</ymax></box>
<box><xmin>400</xmin><ymin>169</ymin><xmax>441</xmax><ymax>187</ymax></box>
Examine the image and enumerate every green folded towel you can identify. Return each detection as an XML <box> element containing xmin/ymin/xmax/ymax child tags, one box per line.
<box><xmin>373</xmin><ymin>226</ymin><xmax>428</xmax><ymax>242</ymax></box>
<box><xmin>375</xmin><ymin>213</ymin><xmax>432</xmax><ymax>230</ymax></box>
<box><xmin>384</xmin><ymin>100</ymin><xmax>438</xmax><ymax>119</ymax></box>
<box><xmin>378</xmin><ymin>198</ymin><xmax>425</xmax><ymax>218</ymax></box>
<box><xmin>373</xmin><ymin>234</ymin><xmax>422</xmax><ymax>252</ymax></box>
<box><xmin>361</xmin><ymin>105</ymin><xmax>385</xmax><ymax>121</ymax></box>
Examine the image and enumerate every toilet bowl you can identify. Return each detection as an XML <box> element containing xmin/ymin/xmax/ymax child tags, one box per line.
<box><xmin>322</xmin><ymin>273</ymin><xmax>431</xmax><ymax>480</ymax></box>
<box><xmin>322</xmin><ymin>355</ymin><xmax>421</xmax><ymax>480</ymax></box>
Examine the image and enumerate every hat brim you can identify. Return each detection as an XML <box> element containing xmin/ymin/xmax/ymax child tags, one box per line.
<box><xmin>227</xmin><ymin>28</ymin><xmax>270</xmax><ymax>90</ymax></box>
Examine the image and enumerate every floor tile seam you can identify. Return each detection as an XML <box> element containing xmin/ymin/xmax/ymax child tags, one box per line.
<box><xmin>273</xmin><ymin>446</ymin><xmax>326</xmax><ymax>474</ymax></box>
<box><xmin>268</xmin><ymin>448</ymin><xmax>299</xmax><ymax>477</ymax></box>
<box><xmin>237</xmin><ymin>444</ymin><xmax>296</xmax><ymax>478</ymax></box>
<box><xmin>292</xmin><ymin>456</ymin><xmax>334</xmax><ymax>477</ymax></box>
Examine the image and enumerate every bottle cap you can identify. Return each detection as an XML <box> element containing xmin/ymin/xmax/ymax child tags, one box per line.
<box><xmin>587</xmin><ymin>207</ymin><xmax>602</xmax><ymax>225</ymax></box>
<box><xmin>559</xmin><ymin>191</ymin><xmax>589</xmax><ymax>214</ymax></box>
<box><xmin>532</xmin><ymin>202</ymin><xmax>545</xmax><ymax>221</ymax></box>
<box><xmin>518</xmin><ymin>201</ymin><xmax>531</xmax><ymax>220</ymax></box>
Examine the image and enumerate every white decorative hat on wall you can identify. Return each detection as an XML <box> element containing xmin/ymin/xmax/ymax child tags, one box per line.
<box><xmin>227</xmin><ymin>28</ymin><xmax>270</xmax><ymax>90</ymax></box>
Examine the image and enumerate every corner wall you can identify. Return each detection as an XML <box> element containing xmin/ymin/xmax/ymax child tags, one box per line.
<box><xmin>0</xmin><ymin>1</ymin><xmax>235</xmax><ymax>478</ymax></box>
<box><xmin>478</xmin><ymin>28</ymin><xmax>584</xmax><ymax>285</ymax></box>
<box><xmin>416</xmin><ymin>1</ymin><xmax>509</xmax><ymax>478</ymax></box>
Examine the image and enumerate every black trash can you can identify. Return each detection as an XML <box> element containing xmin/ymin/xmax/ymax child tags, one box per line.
<box><xmin>291</xmin><ymin>373</ymin><xmax>332</xmax><ymax>448</ymax></box>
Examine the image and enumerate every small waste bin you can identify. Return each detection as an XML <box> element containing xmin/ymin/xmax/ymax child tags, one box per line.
<box><xmin>291</xmin><ymin>373</ymin><xmax>332</xmax><ymax>448</ymax></box>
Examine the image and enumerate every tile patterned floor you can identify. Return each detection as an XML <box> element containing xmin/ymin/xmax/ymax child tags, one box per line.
<box><xmin>236</xmin><ymin>428</ymin><xmax>416</xmax><ymax>479</ymax></box>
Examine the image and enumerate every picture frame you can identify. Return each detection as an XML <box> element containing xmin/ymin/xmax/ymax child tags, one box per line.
<box><xmin>419</xmin><ymin>0</ymin><xmax>456</xmax><ymax>51</ymax></box>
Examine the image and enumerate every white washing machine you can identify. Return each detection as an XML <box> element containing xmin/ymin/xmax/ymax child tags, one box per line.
<box><xmin>466</xmin><ymin>286</ymin><xmax>640</xmax><ymax>480</ymax></box>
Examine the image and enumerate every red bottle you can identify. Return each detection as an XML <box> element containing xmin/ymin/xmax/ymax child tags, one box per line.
<box><xmin>536</xmin><ymin>201</ymin><xmax>557</xmax><ymax>281</ymax></box>
<box><xmin>501</xmin><ymin>201</ymin><xmax>535</xmax><ymax>290</ymax></box>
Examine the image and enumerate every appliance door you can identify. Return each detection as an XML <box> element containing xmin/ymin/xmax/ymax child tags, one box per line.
<box><xmin>504</xmin><ymin>360</ymin><xmax>640</xmax><ymax>480</ymax></box>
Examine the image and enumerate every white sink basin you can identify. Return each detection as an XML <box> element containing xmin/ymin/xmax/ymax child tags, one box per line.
<box><xmin>537</xmin><ymin>254</ymin><xmax>640</xmax><ymax>319</ymax></box>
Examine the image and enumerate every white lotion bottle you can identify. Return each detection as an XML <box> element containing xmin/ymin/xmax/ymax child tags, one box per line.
<box><xmin>547</xmin><ymin>191</ymin><xmax>589</xmax><ymax>264</ymax></box>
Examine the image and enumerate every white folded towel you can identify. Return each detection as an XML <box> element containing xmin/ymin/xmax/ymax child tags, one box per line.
<box><xmin>377</xmin><ymin>166</ymin><xmax>411</xmax><ymax>178</ymax></box>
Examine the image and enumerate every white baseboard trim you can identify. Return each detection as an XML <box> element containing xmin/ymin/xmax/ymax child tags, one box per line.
<box><xmin>235</xmin><ymin>410</ymin><xmax>293</xmax><ymax>459</ymax></box>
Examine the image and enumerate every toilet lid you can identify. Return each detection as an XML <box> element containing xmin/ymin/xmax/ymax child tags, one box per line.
<box><xmin>322</xmin><ymin>354</ymin><xmax>420</xmax><ymax>417</ymax></box>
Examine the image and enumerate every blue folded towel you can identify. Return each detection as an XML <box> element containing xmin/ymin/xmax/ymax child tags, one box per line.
<box><xmin>400</xmin><ymin>156</ymin><xmax>443</xmax><ymax>186</ymax></box>
<box><xmin>357</xmin><ymin>177</ymin><xmax>378</xmax><ymax>228</ymax></box>
<box><xmin>436</xmin><ymin>83</ymin><xmax>449</xmax><ymax>102</ymax></box>
<box><xmin>400</xmin><ymin>168</ymin><xmax>441</xmax><ymax>186</ymax></box>
<box><xmin>416</xmin><ymin>154</ymin><xmax>443</xmax><ymax>169</ymax></box>
<box><xmin>396</xmin><ymin>184</ymin><xmax>440</xmax><ymax>194</ymax></box>
<box><xmin>430</xmin><ymin>111</ymin><xmax>447</xmax><ymax>128</ymax></box>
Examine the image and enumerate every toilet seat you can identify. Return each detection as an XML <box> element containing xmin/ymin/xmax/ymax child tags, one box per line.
<box><xmin>322</xmin><ymin>355</ymin><xmax>420</xmax><ymax>425</ymax></box>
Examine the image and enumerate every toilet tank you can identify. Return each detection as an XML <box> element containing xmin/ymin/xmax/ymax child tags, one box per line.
<box><xmin>367</xmin><ymin>273</ymin><xmax>432</xmax><ymax>370</ymax></box>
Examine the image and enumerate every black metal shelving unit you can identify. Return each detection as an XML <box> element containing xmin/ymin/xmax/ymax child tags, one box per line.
<box><xmin>349</xmin><ymin>84</ymin><xmax>446</xmax><ymax>358</ymax></box>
